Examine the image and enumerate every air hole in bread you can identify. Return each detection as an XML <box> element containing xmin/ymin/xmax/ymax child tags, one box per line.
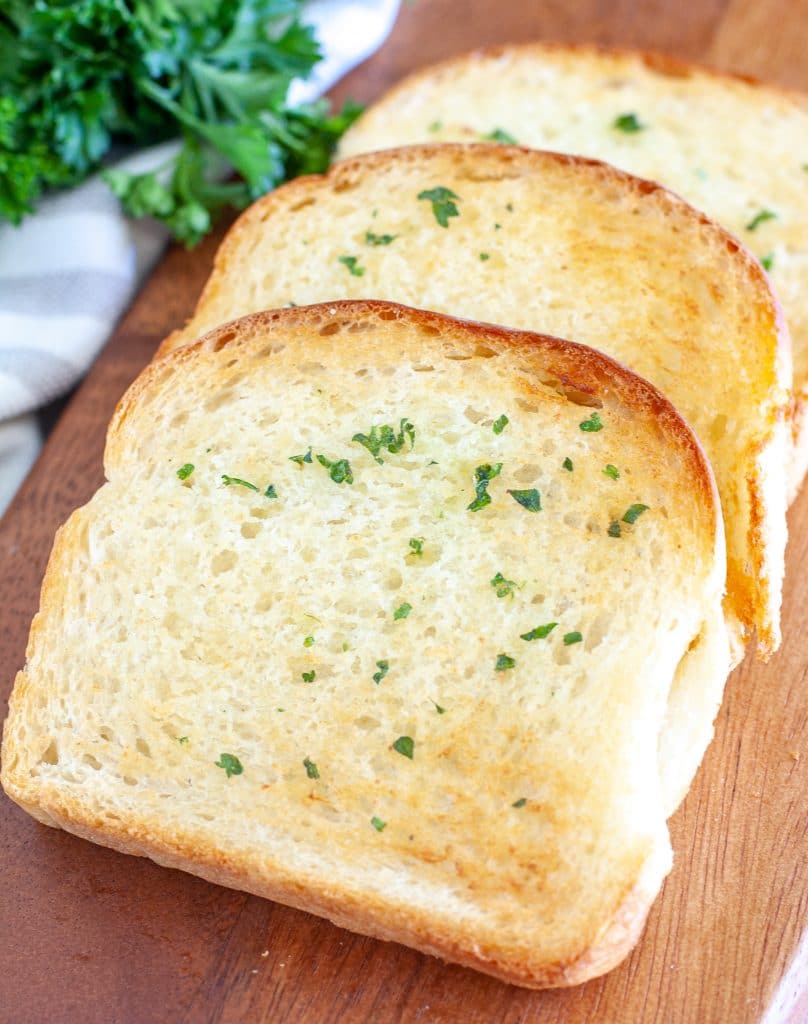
<box><xmin>464</xmin><ymin>406</ymin><xmax>486</xmax><ymax>423</ymax></box>
<box><xmin>514</xmin><ymin>463</ymin><xmax>541</xmax><ymax>483</ymax></box>
<box><xmin>412</xmin><ymin>364</ymin><xmax>435</xmax><ymax>372</ymax></box>
<box><xmin>212</xmin><ymin>550</ymin><xmax>238</xmax><ymax>575</ymax></box>
<box><xmin>83</xmin><ymin>754</ymin><xmax>102</xmax><ymax>770</ymax></box>
<box><xmin>250</xmin><ymin>506</ymin><xmax>270</xmax><ymax>520</ymax></box>
<box><xmin>211</xmin><ymin>330</ymin><xmax>237</xmax><ymax>352</ymax></box>
<box><xmin>255</xmin><ymin>593</ymin><xmax>272</xmax><ymax>612</ymax></box>
<box><xmin>377</xmin><ymin>310</ymin><xmax>398</xmax><ymax>321</ymax></box>
<box><xmin>204</xmin><ymin>390</ymin><xmax>236</xmax><ymax>413</ymax></box>
<box><xmin>354</xmin><ymin>715</ymin><xmax>381</xmax><ymax>731</ymax></box>
<box><xmin>40</xmin><ymin>740</ymin><xmax>59</xmax><ymax>766</ymax></box>
<box><xmin>289</xmin><ymin>197</ymin><xmax>316</xmax><ymax>211</ymax></box>
<box><xmin>516</xmin><ymin>398</ymin><xmax>540</xmax><ymax>414</ymax></box>
<box><xmin>384</xmin><ymin>569</ymin><xmax>403</xmax><ymax>591</ymax></box>
<box><xmin>241</xmin><ymin>521</ymin><xmax>261</xmax><ymax>540</ymax></box>
<box><xmin>135</xmin><ymin>738</ymin><xmax>152</xmax><ymax>759</ymax></box>
<box><xmin>585</xmin><ymin>610</ymin><xmax>613</xmax><ymax>651</ymax></box>
<box><xmin>355</xmin><ymin>368</ymin><xmax>368</xmax><ymax>377</ymax></box>
<box><xmin>99</xmin><ymin>726</ymin><xmax>115</xmax><ymax>742</ymax></box>
<box><xmin>169</xmin><ymin>411</ymin><xmax>188</xmax><ymax>429</ymax></box>
<box><xmin>420</xmin><ymin>324</ymin><xmax>440</xmax><ymax>336</ymax></box>
<box><xmin>445</xmin><ymin>353</ymin><xmax>473</xmax><ymax>361</ymax></box>
<box><xmin>473</xmin><ymin>345</ymin><xmax>498</xmax><ymax>358</ymax></box>
<box><xmin>544</xmin><ymin>381</ymin><xmax>602</xmax><ymax>408</ymax></box>
<box><xmin>319</xmin><ymin>322</ymin><xmax>341</xmax><ymax>337</ymax></box>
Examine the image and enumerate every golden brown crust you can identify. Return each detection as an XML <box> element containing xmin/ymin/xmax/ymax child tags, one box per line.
<box><xmin>3</xmin><ymin>778</ymin><xmax>667</xmax><ymax>989</ymax></box>
<box><xmin>344</xmin><ymin>40</ymin><xmax>808</xmax><ymax>126</ymax></box>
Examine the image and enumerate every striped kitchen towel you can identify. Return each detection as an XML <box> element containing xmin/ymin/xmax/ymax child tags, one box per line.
<box><xmin>0</xmin><ymin>0</ymin><xmax>400</xmax><ymax>516</ymax></box>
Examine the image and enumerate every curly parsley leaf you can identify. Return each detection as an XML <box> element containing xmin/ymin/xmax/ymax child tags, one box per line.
<box><xmin>316</xmin><ymin>454</ymin><xmax>354</xmax><ymax>484</ymax></box>
<box><xmin>215</xmin><ymin>753</ymin><xmax>243</xmax><ymax>778</ymax></box>
<box><xmin>468</xmin><ymin>462</ymin><xmax>502</xmax><ymax>511</ymax></box>
<box><xmin>338</xmin><ymin>254</ymin><xmax>364</xmax><ymax>277</ymax></box>
<box><xmin>613</xmin><ymin>112</ymin><xmax>645</xmax><ymax>133</ymax></box>
<box><xmin>392</xmin><ymin>735</ymin><xmax>414</xmax><ymax>759</ymax></box>
<box><xmin>490</xmin><ymin>572</ymin><xmax>517</xmax><ymax>598</ymax></box>
<box><xmin>520</xmin><ymin>623</ymin><xmax>557</xmax><ymax>641</ymax></box>
<box><xmin>507</xmin><ymin>488</ymin><xmax>541</xmax><ymax>512</ymax></box>
<box><xmin>352</xmin><ymin>419</ymin><xmax>415</xmax><ymax>464</ymax></box>
<box><xmin>0</xmin><ymin>2</ymin><xmax>362</xmax><ymax>244</ymax></box>
<box><xmin>418</xmin><ymin>185</ymin><xmax>460</xmax><ymax>228</ymax></box>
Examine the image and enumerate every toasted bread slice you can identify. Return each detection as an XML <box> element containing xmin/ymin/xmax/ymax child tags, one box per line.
<box><xmin>338</xmin><ymin>43</ymin><xmax>808</xmax><ymax>499</ymax></box>
<box><xmin>158</xmin><ymin>145</ymin><xmax>789</xmax><ymax>657</ymax></box>
<box><xmin>2</xmin><ymin>302</ymin><xmax>729</xmax><ymax>988</ymax></box>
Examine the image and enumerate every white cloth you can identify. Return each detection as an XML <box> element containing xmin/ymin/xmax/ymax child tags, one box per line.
<box><xmin>0</xmin><ymin>0</ymin><xmax>399</xmax><ymax>516</ymax></box>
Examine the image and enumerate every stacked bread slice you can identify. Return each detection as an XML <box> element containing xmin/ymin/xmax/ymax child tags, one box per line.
<box><xmin>338</xmin><ymin>43</ymin><xmax>808</xmax><ymax>496</ymax></box>
<box><xmin>3</xmin><ymin>45</ymin><xmax>797</xmax><ymax>989</ymax></box>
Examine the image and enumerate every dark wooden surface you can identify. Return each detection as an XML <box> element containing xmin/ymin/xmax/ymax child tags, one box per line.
<box><xmin>1</xmin><ymin>3</ymin><xmax>807</xmax><ymax>1022</ymax></box>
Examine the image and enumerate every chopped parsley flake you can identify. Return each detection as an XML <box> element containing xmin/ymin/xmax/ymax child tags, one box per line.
<box><xmin>483</xmin><ymin>127</ymin><xmax>518</xmax><ymax>144</ymax></box>
<box><xmin>494</xmin><ymin>222</ymin><xmax>502</xmax><ymax>230</ymax></box>
<box><xmin>468</xmin><ymin>462</ymin><xmax>502</xmax><ymax>511</ymax></box>
<box><xmin>393</xmin><ymin>602</ymin><xmax>412</xmax><ymax>620</ymax></box>
<box><xmin>512</xmin><ymin>797</ymin><xmax>527</xmax><ymax>808</ymax></box>
<box><xmin>177</xmin><ymin>736</ymin><xmax>189</xmax><ymax>745</ymax></box>
<box><xmin>392</xmin><ymin>735</ymin><xmax>414</xmax><ymax>759</ymax></box>
<box><xmin>264</xmin><ymin>484</ymin><xmax>277</xmax><ymax>499</ymax></box>
<box><xmin>371</xmin><ymin>816</ymin><xmax>387</xmax><ymax>832</ymax></box>
<box><xmin>338</xmin><ymin>254</ymin><xmax>365</xmax><ymax>276</ymax></box>
<box><xmin>365</xmin><ymin>230</ymin><xmax>396</xmax><ymax>246</ymax></box>
<box><xmin>428</xmin><ymin>120</ymin><xmax>442</xmax><ymax>133</ymax></box>
<box><xmin>302</xmin><ymin>670</ymin><xmax>316</xmax><ymax>683</ymax></box>
<box><xmin>603</xmin><ymin>464</ymin><xmax>620</xmax><ymax>480</ymax></box>
<box><xmin>479</xmin><ymin>252</ymin><xmax>490</xmax><ymax>261</ymax></box>
<box><xmin>745</xmin><ymin>209</ymin><xmax>777</xmax><ymax>232</ymax></box>
<box><xmin>289</xmin><ymin>448</ymin><xmax>313</xmax><ymax>465</ymax></box>
<box><xmin>352</xmin><ymin>418</ymin><xmax>415</xmax><ymax>464</ymax></box>
<box><xmin>408</xmin><ymin>537</ymin><xmax>425</xmax><ymax>556</ymax></box>
<box><xmin>622</xmin><ymin>503</ymin><xmax>649</xmax><ymax>524</ymax></box>
<box><xmin>432</xmin><ymin>701</ymin><xmax>446</xmax><ymax>714</ymax></box>
<box><xmin>496</xmin><ymin>653</ymin><xmax>516</xmax><ymax>671</ymax></box>
<box><xmin>373</xmin><ymin>660</ymin><xmax>389</xmax><ymax>684</ymax></box>
<box><xmin>508</xmin><ymin>488</ymin><xmax>541</xmax><ymax>512</ymax></box>
<box><xmin>520</xmin><ymin>623</ymin><xmax>557</xmax><ymax>641</ymax></box>
<box><xmin>316</xmin><ymin>454</ymin><xmax>354</xmax><ymax>484</ymax></box>
<box><xmin>506</xmin><ymin>202</ymin><xmax>514</xmax><ymax>212</ymax></box>
<box><xmin>613</xmin><ymin>112</ymin><xmax>644</xmax><ymax>133</ymax></box>
<box><xmin>563</xmin><ymin>457</ymin><xmax>573</xmax><ymax>471</ymax></box>
<box><xmin>177</xmin><ymin>463</ymin><xmax>194</xmax><ymax>480</ymax></box>
<box><xmin>221</xmin><ymin>474</ymin><xmax>259</xmax><ymax>492</ymax></box>
<box><xmin>492</xmin><ymin>414</ymin><xmax>509</xmax><ymax>435</ymax></box>
<box><xmin>761</xmin><ymin>252</ymin><xmax>774</xmax><ymax>271</ymax></box>
<box><xmin>303</xmin><ymin>635</ymin><xmax>315</xmax><ymax>648</ymax></box>
<box><xmin>303</xmin><ymin>757</ymin><xmax>320</xmax><ymax>780</ymax></box>
<box><xmin>491</xmin><ymin>571</ymin><xmax>517</xmax><ymax>598</ymax></box>
<box><xmin>215</xmin><ymin>753</ymin><xmax>243</xmax><ymax>778</ymax></box>
<box><xmin>563</xmin><ymin>631</ymin><xmax>583</xmax><ymax>646</ymax></box>
<box><xmin>608</xmin><ymin>521</ymin><xmax>622</xmax><ymax>538</ymax></box>
<box><xmin>418</xmin><ymin>186</ymin><xmax>460</xmax><ymax>228</ymax></box>
<box><xmin>579</xmin><ymin>412</ymin><xmax>603</xmax><ymax>432</ymax></box>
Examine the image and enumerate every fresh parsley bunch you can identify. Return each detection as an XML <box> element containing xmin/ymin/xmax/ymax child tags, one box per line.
<box><xmin>0</xmin><ymin>0</ymin><xmax>361</xmax><ymax>244</ymax></box>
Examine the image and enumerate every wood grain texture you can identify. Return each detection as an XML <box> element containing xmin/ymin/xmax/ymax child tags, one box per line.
<box><xmin>0</xmin><ymin>2</ymin><xmax>805</xmax><ymax>1022</ymax></box>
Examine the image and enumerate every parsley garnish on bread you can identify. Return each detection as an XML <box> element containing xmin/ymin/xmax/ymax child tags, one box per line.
<box><xmin>2</xmin><ymin>301</ymin><xmax>730</xmax><ymax>989</ymax></box>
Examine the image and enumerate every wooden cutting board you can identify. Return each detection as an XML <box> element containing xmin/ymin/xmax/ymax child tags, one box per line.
<box><xmin>1</xmin><ymin>3</ymin><xmax>806</xmax><ymax>1022</ymax></box>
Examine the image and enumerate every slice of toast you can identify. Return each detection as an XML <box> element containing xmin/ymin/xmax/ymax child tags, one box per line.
<box><xmin>2</xmin><ymin>302</ymin><xmax>729</xmax><ymax>988</ymax></box>
<box><xmin>337</xmin><ymin>43</ymin><xmax>808</xmax><ymax>499</ymax></box>
<box><xmin>158</xmin><ymin>145</ymin><xmax>790</xmax><ymax>658</ymax></box>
